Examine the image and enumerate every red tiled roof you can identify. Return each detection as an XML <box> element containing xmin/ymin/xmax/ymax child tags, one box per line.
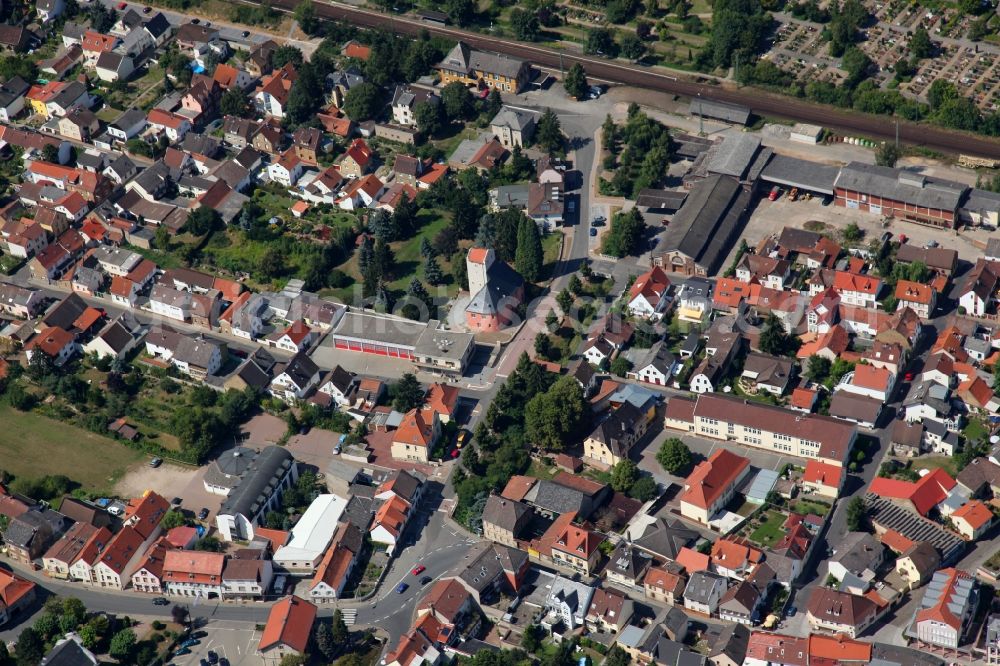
<box><xmin>27</xmin><ymin>326</ymin><xmax>74</xmax><ymax>358</ymax></box>
<box><xmin>259</xmin><ymin>595</ymin><xmax>316</xmax><ymax>653</ymax></box>
<box><xmin>851</xmin><ymin>364</ymin><xmax>892</xmax><ymax>392</ymax></box>
<box><xmin>953</xmin><ymin>500</ymin><xmax>992</xmax><ymax>530</ymax></box>
<box><xmin>746</xmin><ymin>633</ymin><xmax>808</xmax><ymax>666</ymax></box>
<box><xmin>162</xmin><ymin>550</ymin><xmax>225</xmax><ymax>584</ymax></box>
<box><xmin>0</xmin><ymin>569</ymin><xmax>35</xmax><ymax>609</ymax></box>
<box><xmin>393</xmin><ymin>408</ymin><xmax>436</xmax><ymax>447</ymax></box>
<box><xmin>629</xmin><ymin>266</ymin><xmax>670</xmax><ymax>303</ymax></box>
<box><xmin>803</xmin><ymin>460</ymin><xmax>843</xmax><ymax>489</ymax></box>
<box><xmin>895</xmin><ymin>279</ymin><xmax>934</xmax><ymax>305</ymax></box>
<box><xmin>807</xmin><ymin>634</ymin><xmax>872</xmax><ymax>663</ymax></box>
<box><xmin>125</xmin><ymin>491</ymin><xmax>169</xmax><ymax>539</ymax></box>
<box><xmin>501</xmin><ymin>475</ymin><xmax>536</xmax><ymax>502</ymax></box>
<box><xmin>914</xmin><ymin>568</ymin><xmax>971</xmax><ymax>631</ymax></box>
<box><xmin>869</xmin><ymin>468</ymin><xmax>956</xmax><ymax>517</ymax></box>
<box><xmin>679</xmin><ymin>449</ymin><xmax>750</xmax><ymax>510</ymax></box>
<box><xmin>675</xmin><ymin>546</ymin><xmax>709</xmax><ymax>573</ymax></box>
<box><xmin>425</xmin><ymin>383</ymin><xmax>459</xmax><ymax>417</ymax></box>
<box><xmin>790</xmin><ymin>387</ymin><xmax>818</xmax><ymax>410</ymax></box>
<box><xmin>832</xmin><ymin>270</ymin><xmax>880</xmax><ymax>295</ymax></box>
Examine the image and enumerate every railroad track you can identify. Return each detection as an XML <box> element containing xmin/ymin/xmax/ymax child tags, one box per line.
<box><xmin>248</xmin><ymin>0</ymin><xmax>1000</xmax><ymax>159</ymax></box>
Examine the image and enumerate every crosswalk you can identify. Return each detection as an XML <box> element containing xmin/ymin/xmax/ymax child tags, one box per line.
<box><xmin>340</xmin><ymin>608</ymin><xmax>358</xmax><ymax>626</ymax></box>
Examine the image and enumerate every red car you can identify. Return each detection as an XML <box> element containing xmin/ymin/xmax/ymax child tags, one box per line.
<box><xmin>411</xmin><ymin>565</ymin><xmax>426</xmax><ymax>575</ymax></box>
<box><xmin>117</xmin><ymin>1</ymin><xmax>127</xmax><ymax>8</ymax></box>
<box><xmin>904</xmin><ymin>372</ymin><xmax>914</xmax><ymax>381</ymax></box>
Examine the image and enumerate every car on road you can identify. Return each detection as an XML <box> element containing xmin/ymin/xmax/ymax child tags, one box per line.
<box><xmin>396</xmin><ymin>582</ymin><xmax>409</xmax><ymax>594</ymax></box>
<box><xmin>207</xmin><ymin>650</ymin><xmax>218</xmax><ymax>664</ymax></box>
<box><xmin>198</xmin><ymin>508</ymin><xmax>210</xmax><ymax>520</ymax></box>
<box><xmin>904</xmin><ymin>371</ymin><xmax>914</xmax><ymax>381</ymax></box>
<box><xmin>456</xmin><ymin>430</ymin><xmax>470</xmax><ymax>449</ymax></box>
<box><xmin>116</xmin><ymin>1</ymin><xmax>127</xmax><ymax>7</ymax></box>
<box><xmin>142</xmin><ymin>5</ymin><xmax>151</xmax><ymax>11</ymax></box>
<box><xmin>242</xmin><ymin>30</ymin><xmax>251</xmax><ymax>37</ymax></box>
<box><xmin>152</xmin><ymin>597</ymin><xmax>169</xmax><ymax>606</ymax></box>
<box><xmin>589</xmin><ymin>228</ymin><xmax>597</xmax><ymax>237</ymax></box>
<box><xmin>420</xmin><ymin>575</ymin><xmax>432</xmax><ymax>585</ymax></box>
<box><xmin>149</xmin><ymin>457</ymin><xmax>162</xmax><ymax>468</ymax></box>
<box><xmin>191</xmin><ymin>17</ymin><xmax>200</xmax><ymax>23</ymax></box>
<box><xmin>411</xmin><ymin>565</ymin><xmax>425</xmax><ymax>575</ymax></box>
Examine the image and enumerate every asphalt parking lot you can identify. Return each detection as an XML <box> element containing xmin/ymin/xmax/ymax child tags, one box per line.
<box><xmin>170</xmin><ymin>624</ymin><xmax>263</xmax><ymax>666</ymax></box>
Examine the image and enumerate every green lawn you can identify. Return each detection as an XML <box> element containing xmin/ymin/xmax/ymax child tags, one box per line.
<box><xmin>0</xmin><ymin>404</ymin><xmax>145</xmax><ymax>492</ymax></box>
<box><xmin>792</xmin><ymin>499</ymin><xmax>831</xmax><ymax>518</ymax></box>
<box><xmin>748</xmin><ymin>510</ymin><xmax>787</xmax><ymax>548</ymax></box>
<box><xmin>911</xmin><ymin>455</ymin><xmax>959</xmax><ymax>479</ymax></box>
<box><xmin>964</xmin><ymin>417</ymin><xmax>989</xmax><ymax>444</ymax></box>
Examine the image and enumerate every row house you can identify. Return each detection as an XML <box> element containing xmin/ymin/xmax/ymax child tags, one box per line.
<box><xmin>27</xmin><ymin>161</ymin><xmax>112</xmax><ymax>203</ymax></box>
<box><xmin>162</xmin><ymin>550</ymin><xmax>226</xmax><ymax>597</ymax></box>
<box><xmin>627</xmin><ymin>266</ymin><xmax>672</xmax><ymax>320</ymax></box>
<box><xmin>221</xmin><ymin>557</ymin><xmax>273</xmax><ymax>600</ymax></box>
<box><xmin>677</xmin><ymin>448</ymin><xmax>751</xmax><ymax>524</ymax></box>
<box><xmin>42</xmin><ymin>523</ymin><xmax>112</xmax><ymax>580</ymax></box>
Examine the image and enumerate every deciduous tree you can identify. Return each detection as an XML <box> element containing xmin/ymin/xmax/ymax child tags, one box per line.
<box><xmin>564</xmin><ymin>63</ymin><xmax>588</xmax><ymax>99</ymax></box>
<box><xmin>515</xmin><ymin>217</ymin><xmax>543</xmax><ymax>282</ymax></box>
<box><xmin>656</xmin><ymin>437</ymin><xmax>692</xmax><ymax>475</ymax></box>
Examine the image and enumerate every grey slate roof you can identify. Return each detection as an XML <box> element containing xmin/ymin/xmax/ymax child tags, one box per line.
<box><xmin>631</xmin><ymin>342</ymin><xmax>677</xmax><ymax>375</ymax></box>
<box><xmin>760</xmin><ymin>153</ymin><xmax>839</xmax><ymax>195</ymax></box>
<box><xmin>439</xmin><ymin>41</ymin><xmax>525</xmax><ymax>79</ymax></box>
<box><xmin>586</xmin><ymin>401</ymin><xmax>643</xmax><ymax>458</ymax></box>
<box><xmin>481</xmin><ymin>494</ymin><xmax>531</xmax><ymax>532</ymax></box>
<box><xmin>40</xmin><ymin>635</ymin><xmax>98</xmax><ymax>666</ymax></box>
<box><xmin>831</xmin><ymin>532</ymin><xmax>885</xmax><ymax>576</ymax></box>
<box><xmin>688</xmin><ymin>98</ymin><xmax>750</xmax><ymax>125</ymax></box>
<box><xmin>278</xmin><ymin>351</ymin><xmax>319</xmax><ymax>389</ymax></box>
<box><xmin>834</xmin><ymin>162</ymin><xmax>968</xmax><ymax>211</ymax></box>
<box><xmin>705</xmin><ymin>134</ymin><xmax>761</xmax><ymax>179</ymax></box>
<box><xmin>490</xmin><ymin>106</ymin><xmax>536</xmax><ymax>132</ymax></box>
<box><xmin>633</xmin><ymin>518</ymin><xmax>699</xmax><ymax>560</ymax></box>
<box><xmin>661</xmin><ymin>173</ymin><xmax>751</xmax><ymax>274</ymax></box>
<box><xmin>173</xmin><ymin>335</ymin><xmax>222</xmax><ymax>370</ymax></box>
<box><xmin>607</xmin><ymin>541</ymin><xmax>653</xmax><ymax>581</ymax></box>
<box><xmin>218</xmin><ymin>446</ymin><xmax>296</xmax><ymax>519</ymax></box>
<box><xmin>683</xmin><ymin>571</ymin><xmax>727</xmax><ymax>605</ymax></box>
<box><xmin>523</xmin><ymin>479</ymin><xmax>585</xmax><ymax>515</ymax></box>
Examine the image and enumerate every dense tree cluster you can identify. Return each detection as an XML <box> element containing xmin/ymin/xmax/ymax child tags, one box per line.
<box><xmin>602</xmin><ymin>106</ymin><xmax>673</xmax><ymax>197</ymax></box>
<box><xmin>601</xmin><ymin>208</ymin><xmax>647</xmax><ymax>258</ymax></box>
<box><xmin>703</xmin><ymin>0</ymin><xmax>772</xmax><ymax>69</ymax></box>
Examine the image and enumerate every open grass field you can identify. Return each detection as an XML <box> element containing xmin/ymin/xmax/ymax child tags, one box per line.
<box><xmin>749</xmin><ymin>509</ymin><xmax>787</xmax><ymax>548</ymax></box>
<box><xmin>911</xmin><ymin>455</ymin><xmax>959</xmax><ymax>479</ymax></box>
<box><xmin>0</xmin><ymin>404</ymin><xmax>146</xmax><ymax>492</ymax></box>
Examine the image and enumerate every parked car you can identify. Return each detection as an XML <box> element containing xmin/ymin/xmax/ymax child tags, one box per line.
<box><xmin>787</xmin><ymin>606</ymin><xmax>797</xmax><ymax>617</ymax></box>
<box><xmin>589</xmin><ymin>228</ymin><xmax>597</xmax><ymax>237</ymax></box>
<box><xmin>396</xmin><ymin>582</ymin><xmax>409</xmax><ymax>594</ymax></box>
<box><xmin>456</xmin><ymin>430</ymin><xmax>470</xmax><ymax>449</ymax></box>
<box><xmin>149</xmin><ymin>458</ymin><xmax>162</xmax><ymax>468</ymax></box>
<box><xmin>173</xmin><ymin>648</ymin><xmax>191</xmax><ymax>657</ymax></box>
<box><xmin>198</xmin><ymin>508</ymin><xmax>209</xmax><ymax>520</ymax></box>
<box><xmin>171</xmin><ymin>497</ymin><xmax>182</xmax><ymax>506</ymax></box>
<box><xmin>207</xmin><ymin>651</ymin><xmax>218</xmax><ymax>664</ymax></box>
<box><xmin>142</xmin><ymin>5</ymin><xmax>151</xmax><ymax>12</ymax></box>
<box><xmin>116</xmin><ymin>1</ymin><xmax>127</xmax><ymax>7</ymax></box>
<box><xmin>242</xmin><ymin>30</ymin><xmax>251</xmax><ymax>37</ymax></box>
<box><xmin>411</xmin><ymin>565</ymin><xmax>425</xmax><ymax>575</ymax></box>
<box><xmin>152</xmin><ymin>597</ymin><xmax>169</xmax><ymax>606</ymax></box>
<box><xmin>421</xmin><ymin>575</ymin><xmax>432</xmax><ymax>585</ymax></box>
<box><xmin>768</xmin><ymin>186</ymin><xmax>780</xmax><ymax>201</ymax></box>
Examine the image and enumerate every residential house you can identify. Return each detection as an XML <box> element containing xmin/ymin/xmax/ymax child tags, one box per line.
<box><xmin>643</xmin><ymin>564</ymin><xmax>687</xmax><ymax>606</ymax></box>
<box><xmin>958</xmin><ymin>259</ymin><xmax>999</xmax><ymax>317</ymax></box>
<box><xmin>370</xmin><ymin>495</ymin><xmax>411</xmax><ymax>556</ymax></box>
<box><xmin>42</xmin><ymin>523</ymin><xmax>112</xmax><ymax>580</ymax></box>
<box><xmin>257</xmin><ymin>596</ymin><xmax>316</xmax><ymax>666</ymax></box>
<box><xmin>895</xmin><ymin>542</ymin><xmax>940</xmax><ymax>590</ymax></box>
<box><xmin>481</xmin><ymin>495</ymin><xmax>531</xmax><ymax>547</ymax></box>
<box><xmin>801</xmin><ymin>460</ymin><xmax>845</xmax><ymax>498</ymax></box>
<box><xmin>390</xmin><ymin>408</ymin><xmax>439</xmax><ymax>463</ymax></box>
<box><xmin>146</xmin><ymin>109</ymin><xmax>191</xmax><ymax>142</ymax></box>
<box><xmin>269</xmin><ymin>351</ymin><xmax>321</xmax><ymax>402</ymax></box>
<box><xmin>951</xmin><ymin>500</ymin><xmax>993</xmax><ymax>540</ymax></box>
<box><xmin>254</xmin><ymin>63</ymin><xmax>297</xmax><ymax>118</ymax></box>
<box><xmin>586</xmin><ymin>588</ymin><xmax>634</xmax><ymax>633</ymax></box>
<box><xmin>735</xmin><ymin>254</ymin><xmax>790</xmax><ymax>289</ymax></box>
<box><xmin>550</xmin><ymin>521</ymin><xmax>602</xmax><ymax>575</ymax></box>
<box><xmin>806</xmin><ymin>587</ymin><xmax>879</xmax><ymax>638</ymax></box>
<box><xmin>0</xmin><ymin>569</ymin><xmax>35</xmax><ymax>627</ymax></box>
<box><xmin>909</xmin><ymin>568</ymin><xmax>978</xmax><ymax>649</ymax></box>
<box><xmin>683</xmin><ymin>571</ymin><xmax>727</xmax><ymax>616</ymax></box>
<box><xmin>490</xmin><ymin>106</ymin><xmax>536</xmax><ymax>149</ymax></box>
<box><xmin>222</xmin><ymin>558</ymin><xmax>274</xmax><ymax>600</ymax></box>
<box><xmin>93</xmin><ymin>526</ymin><xmax>145</xmax><ymax>589</ymax></box>
<box><xmin>339</xmin><ymin>138</ymin><xmax>374</xmax><ymax>178</ymax></box>
<box><xmin>827</xmin><ymin>532</ymin><xmax>885</xmax><ymax>592</ymax></box>
<box><xmin>627</xmin><ymin>342</ymin><xmax>679</xmax><ymax>387</ymax></box>
<box><xmin>679</xmin><ymin>449</ymin><xmax>751</xmax><ymax>524</ymax></box>
<box><xmin>627</xmin><ymin>266</ymin><xmax>672</xmax><ymax>320</ymax></box>
<box><xmin>583</xmin><ymin>403</ymin><xmax>648</xmax><ymax>468</ymax></box>
<box><xmin>542</xmin><ymin>574</ymin><xmax>594</xmax><ymax>630</ymax></box>
<box><xmin>896</xmin><ymin>280</ymin><xmax>937</xmax><ymax>318</ymax></box>
<box><xmin>307</xmin><ymin>523</ymin><xmax>361</xmax><ymax>603</ymax></box>
<box><xmin>162</xmin><ymin>550</ymin><xmax>225</xmax><ymax>597</ymax></box>
<box><xmin>390</xmin><ymin>85</ymin><xmax>440</xmax><ymax>127</ymax></box>
<box><xmin>741</xmin><ymin>353</ymin><xmax>795</xmax><ymax>395</ymax></box>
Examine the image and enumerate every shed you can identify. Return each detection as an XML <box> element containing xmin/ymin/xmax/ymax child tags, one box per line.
<box><xmin>689</xmin><ymin>98</ymin><xmax>751</xmax><ymax>126</ymax></box>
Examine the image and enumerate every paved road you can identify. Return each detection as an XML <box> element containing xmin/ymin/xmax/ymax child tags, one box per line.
<box><xmin>243</xmin><ymin>0</ymin><xmax>1000</xmax><ymax>158</ymax></box>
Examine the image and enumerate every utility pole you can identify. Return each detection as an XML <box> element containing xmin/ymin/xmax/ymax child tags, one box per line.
<box><xmin>895</xmin><ymin>119</ymin><xmax>899</xmax><ymax>149</ymax></box>
<box><xmin>698</xmin><ymin>95</ymin><xmax>704</xmax><ymax>136</ymax></box>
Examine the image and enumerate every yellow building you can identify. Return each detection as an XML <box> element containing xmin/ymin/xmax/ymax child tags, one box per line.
<box><xmin>436</xmin><ymin>41</ymin><xmax>530</xmax><ymax>94</ymax></box>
